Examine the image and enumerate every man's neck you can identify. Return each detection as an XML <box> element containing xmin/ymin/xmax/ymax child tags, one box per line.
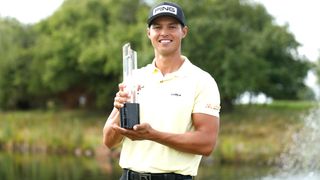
<box><xmin>154</xmin><ymin>54</ymin><xmax>184</xmax><ymax>76</ymax></box>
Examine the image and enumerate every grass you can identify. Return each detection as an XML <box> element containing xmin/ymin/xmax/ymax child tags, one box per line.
<box><xmin>0</xmin><ymin>110</ymin><xmax>106</xmax><ymax>155</ymax></box>
<box><xmin>215</xmin><ymin>100</ymin><xmax>317</xmax><ymax>165</ymax></box>
<box><xmin>0</xmin><ymin>101</ymin><xmax>317</xmax><ymax>165</ymax></box>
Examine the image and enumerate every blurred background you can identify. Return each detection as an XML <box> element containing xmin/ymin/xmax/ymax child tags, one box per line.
<box><xmin>0</xmin><ymin>0</ymin><xmax>319</xmax><ymax>179</ymax></box>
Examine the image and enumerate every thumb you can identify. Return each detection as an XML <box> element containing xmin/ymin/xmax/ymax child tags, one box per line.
<box><xmin>133</xmin><ymin>123</ymin><xmax>146</xmax><ymax>130</ymax></box>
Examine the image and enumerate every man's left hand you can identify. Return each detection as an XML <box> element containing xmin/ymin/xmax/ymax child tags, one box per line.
<box><xmin>112</xmin><ymin>123</ymin><xmax>154</xmax><ymax>141</ymax></box>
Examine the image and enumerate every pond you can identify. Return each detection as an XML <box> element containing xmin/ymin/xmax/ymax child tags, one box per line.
<box><xmin>1</xmin><ymin>107</ymin><xmax>319</xmax><ymax>180</ymax></box>
<box><xmin>0</xmin><ymin>152</ymin><xmax>273</xmax><ymax>180</ymax></box>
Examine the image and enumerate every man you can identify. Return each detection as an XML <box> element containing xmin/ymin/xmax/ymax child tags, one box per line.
<box><xmin>103</xmin><ymin>2</ymin><xmax>220</xmax><ymax>180</ymax></box>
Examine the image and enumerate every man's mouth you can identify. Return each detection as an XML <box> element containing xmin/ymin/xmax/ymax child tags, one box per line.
<box><xmin>159</xmin><ymin>39</ymin><xmax>172</xmax><ymax>44</ymax></box>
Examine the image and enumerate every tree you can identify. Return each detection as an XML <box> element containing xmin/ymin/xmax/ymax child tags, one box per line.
<box><xmin>30</xmin><ymin>0</ymin><xmax>151</xmax><ymax>109</ymax></box>
<box><xmin>315</xmin><ymin>55</ymin><xmax>320</xmax><ymax>99</ymax></box>
<box><xmin>173</xmin><ymin>0</ymin><xmax>310</xmax><ymax>109</ymax></box>
<box><xmin>255</xmin><ymin>25</ymin><xmax>311</xmax><ymax>100</ymax></box>
<box><xmin>0</xmin><ymin>0</ymin><xmax>312</xmax><ymax>110</ymax></box>
<box><xmin>0</xmin><ymin>18</ymin><xmax>36</xmax><ymax>109</ymax></box>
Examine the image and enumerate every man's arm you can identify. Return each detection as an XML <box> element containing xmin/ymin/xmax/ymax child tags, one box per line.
<box><xmin>112</xmin><ymin>113</ymin><xmax>219</xmax><ymax>156</ymax></box>
<box><xmin>102</xmin><ymin>83</ymin><xmax>130</xmax><ymax>149</ymax></box>
<box><xmin>150</xmin><ymin>113</ymin><xmax>219</xmax><ymax>156</ymax></box>
<box><xmin>163</xmin><ymin>113</ymin><xmax>219</xmax><ymax>156</ymax></box>
<box><xmin>102</xmin><ymin>107</ymin><xmax>124</xmax><ymax>148</ymax></box>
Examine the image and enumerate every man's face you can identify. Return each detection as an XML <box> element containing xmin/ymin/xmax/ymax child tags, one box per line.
<box><xmin>147</xmin><ymin>16</ymin><xmax>187</xmax><ymax>56</ymax></box>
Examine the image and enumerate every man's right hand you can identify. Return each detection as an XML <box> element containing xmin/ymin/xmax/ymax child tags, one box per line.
<box><xmin>113</xmin><ymin>83</ymin><xmax>130</xmax><ymax>109</ymax></box>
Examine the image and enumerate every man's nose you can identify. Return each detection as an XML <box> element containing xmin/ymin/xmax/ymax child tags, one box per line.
<box><xmin>159</xmin><ymin>27</ymin><xmax>169</xmax><ymax>36</ymax></box>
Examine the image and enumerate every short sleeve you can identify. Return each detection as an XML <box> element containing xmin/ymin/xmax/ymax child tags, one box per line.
<box><xmin>192</xmin><ymin>74</ymin><xmax>220</xmax><ymax>117</ymax></box>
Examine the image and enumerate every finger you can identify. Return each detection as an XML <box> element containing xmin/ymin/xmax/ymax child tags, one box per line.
<box><xmin>118</xmin><ymin>83</ymin><xmax>126</xmax><ymax>91</ymax></box>
<box><xmin>113</xmin><ymin>101</ymin><xmax>123</xmax><ymax>109</ymax></box>
<box><xmin>137</xmin><ymin>123</ymin><xmax>149</xmax><ymax>129</ymax></box>
<box><xmin>113</xmin><ymin>126</ymin><xmax>130</xmax><ymax>136</ymax></box>
<box><xmin>113</xmin><ymin>97</ymin><xmax>124</xmax><ymax>109</ymax></box>
<box><xmin>118</xmin><ymin>96</ymin><xmax>129</xmax><ymax>104</ymax></box>
<box><xmin>132</xmin><ymin>124</ymin><xmax>146</xmax><ymax>132</ymax></box>
<box><xmin>119</xmin><ymin>91</ymin><xmax>130</xmax><ymax>98</ymax></box>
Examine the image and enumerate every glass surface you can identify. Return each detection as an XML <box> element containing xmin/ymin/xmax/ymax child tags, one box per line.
<box><xmin>122</xmin><ymin>43</ymin><xmax>138</xmax><ymax>103</ymax></box>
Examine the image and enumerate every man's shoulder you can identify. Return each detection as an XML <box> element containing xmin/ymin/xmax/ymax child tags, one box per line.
<box><xmin>186</xmin><ymin>60</ymin><xmax>215</xmax><ymax>81</ymax></box>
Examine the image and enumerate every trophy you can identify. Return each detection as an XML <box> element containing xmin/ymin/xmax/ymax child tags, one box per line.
<box><xmin>120</xmin><ymin>43</ymin><xmax>140</xmax><ymax>129</ymax></box>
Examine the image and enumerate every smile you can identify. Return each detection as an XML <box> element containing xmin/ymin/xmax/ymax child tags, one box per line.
<box><xmin>159</xmin><ymin>39</ymin><xmax>172</xmax><ymax>43</ymax></box>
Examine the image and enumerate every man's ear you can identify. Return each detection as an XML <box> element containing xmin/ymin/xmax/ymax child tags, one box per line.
<box><xmin>147</xmin><ymin>28</ymin><xmax>151</xmax><ymax>39</ymax></box>
<box><xmin>182</xmin><ymin>26</ymin><xmax>188</xmax><ymax>38</ymax></box>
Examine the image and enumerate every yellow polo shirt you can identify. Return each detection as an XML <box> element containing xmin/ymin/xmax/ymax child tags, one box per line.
<box><xmin>119</xmin><ymin>56</ymin><xmax>220</xmax><ymax>176</ymax></box>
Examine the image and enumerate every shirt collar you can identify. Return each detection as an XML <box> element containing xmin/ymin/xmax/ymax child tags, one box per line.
<box><xmin>149</xmin><ymin>56</ymin><xmax>192</xmax><ymax>78</ymax></box>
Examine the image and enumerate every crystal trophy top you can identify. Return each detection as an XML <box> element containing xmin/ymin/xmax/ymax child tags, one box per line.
<box><xmin>122</xmin><ymin>43</ymin><xmax>137</xmax><ymax>103</ymax></box>
<box><xmin>120</xmin><ymin>43</ymin><xmax>140</xmax><ymax>129</ymax></box>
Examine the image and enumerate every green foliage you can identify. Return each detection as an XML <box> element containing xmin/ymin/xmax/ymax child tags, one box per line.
<box><xmin>315</xmin><ymin>57</ymin><xmax>320</xmax><ymax>90</ymax></box>
<box><xmin>177</xmin><ymin>0</ymin><xmax>310</xmax><ymax>108</ymax></box>
<box><xmin>28</xmin><ymin>0</ymin><xmax>152</xmax><ymax>109</ymax></box>
<box><xmin>0</xmin><ymin>18</ymin><xmax>36</xmax><ymax>109</ymax></box>
<box><xmin>216</xmin><ymin>101</ymin><xmax>314</xmax><ymax>164</ymax></box>
<box><xmin>0</xmin><ymin>110</ymin><xmax>103</xmax><ymax>154</ymax></box>
<box><xmin>33</xmin><ymin>0</ymin><xmax>111</xmax><ymax>91</ymax></box>
<box><xmin>0</xmin><ymin>0</ymin><xmax>313</xmax><ymax>110</ymax></box>
<box><xmin>256</xmin><ymin>25</ymin><xmax>311</xmax><ymax>99</ymax></box>
<box><xmin>0</xmin><ymin>102</ymin><xmax>315</xmax><ymax>163</ymax></box>
<box><xmin>267</xmin><ymin>100</ymin><xmax>317</xmax><ymax>110</ymax></box>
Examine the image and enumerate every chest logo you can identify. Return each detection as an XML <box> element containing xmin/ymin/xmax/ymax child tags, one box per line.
<box><xmin>170</xmin><ymin>93</ymin><xmax>181</xmax><ymax>97</ymax></box>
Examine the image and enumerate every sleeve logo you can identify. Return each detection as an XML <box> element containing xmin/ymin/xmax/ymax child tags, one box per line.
<box><xmin>205</xmin><ymin>104</ymin><xmax>221</xmax><ymax>111</ymax></box>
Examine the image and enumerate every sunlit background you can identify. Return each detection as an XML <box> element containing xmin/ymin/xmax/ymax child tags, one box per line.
<box><xmin>1</xmin><ymin>0</ymin><xmax>319</xmax><ymax>100</ymax></box>
<box><xmin>0</xmin><ymin>0</ymin><xmax>319</xmax><ymax>179</ymax></box>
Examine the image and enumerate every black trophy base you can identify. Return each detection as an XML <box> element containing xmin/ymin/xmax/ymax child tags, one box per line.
<box><xmin>120</xmin><ymin>102</ymin><xmax>140</xmax><ymax>129</ymax></box>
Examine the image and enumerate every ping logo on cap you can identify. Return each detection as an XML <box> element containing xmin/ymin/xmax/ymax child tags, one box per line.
<box><xmin>153</xmin><ymin>5</ymin><xmax>177</xmax><ymax>16</ymax></box>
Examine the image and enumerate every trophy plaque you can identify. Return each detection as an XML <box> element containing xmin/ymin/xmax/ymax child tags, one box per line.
<box><xmin>120</xmin><ymin>43</ymin><xmax>140</xmax><ymax>129</ymax></box>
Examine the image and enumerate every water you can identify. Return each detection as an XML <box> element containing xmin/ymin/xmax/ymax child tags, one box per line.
<box><xmin>0</xmin><ymin>152</ymin><xmax>272</xmax><ymax>180</ymax></box>
<box><xmin>0</xmin><ymin>152</ymin><xmax>122</xmax><ymax>180</ymax></box>
<box><xmin>1</xmin><ymin>107</ymin><xmax>319</xmax><ymax>179</ymax></box>
<box><xmin>199</xmin><ymin>163</ymin><xmax>272</xmax><ymax>180</ymax></box>
<box><xmin>262</xmin><ymin>107</ymin><xmax>320</xmax><ymax>180</ymax></box>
